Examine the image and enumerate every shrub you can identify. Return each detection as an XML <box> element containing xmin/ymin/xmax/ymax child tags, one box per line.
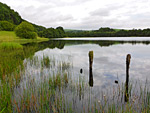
<box><xmin>15</xmin><ymin>21</ymin><xmax>37</xmax><ymax>39</ymax></box>
<box><xmin>26</xmin><ymin>31</ymin><xmax>37</xmax><ymax>39</ymax></box>
<box><xmin>0</xmin><ymin>21</ymin><xmax>15</xmax><ymax>31</ymax></box>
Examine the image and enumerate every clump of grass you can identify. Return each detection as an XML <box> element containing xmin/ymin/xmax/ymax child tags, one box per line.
<box><xmin>0</xmin><ymin>42</ymin><xmax>23</xmax><ymax>50</ymax></box>
<box><xmin>62</xmin><ymin>62</ymin><xmax>70</xmax><ymax>70</ymax></box>
<box><xmin>41</xmin><ymin>55</ymin><xmax>50</xmax><ymax>68</ymax></box>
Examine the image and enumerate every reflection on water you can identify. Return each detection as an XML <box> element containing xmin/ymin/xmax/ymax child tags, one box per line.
<box><xmin>125</xmin><ymin>54</ymin><xmax>131</xmax><ymax>102</ymax></box>
<box><xmin>89</xmin><ymin>51</ymin><xmax>94</xmax><ymax>87</ymax></box>
<box><xmin>54</xmin><ymin>37</ymin><xmax>150</xmax><ymax>41</ymax></box>
<box><xmin>30</xmin><ymin>39</ymin><xmax>150</xmax><ymax>90</ymax></box>
<box><xmin>12</xmin><ymin>38</ymin><xmax>150</xmax><ymax>112</ymax></box>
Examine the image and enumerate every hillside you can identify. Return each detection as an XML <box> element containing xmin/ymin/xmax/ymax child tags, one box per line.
<box><xmin>0</xmin><ymin>2</ymin><xmax>22</xmax><ymax>25</ymax></box>
<box><xmin>0</xmin><ymin>2</ymin><xmax>66</xmax><ymax>38</ymax></box>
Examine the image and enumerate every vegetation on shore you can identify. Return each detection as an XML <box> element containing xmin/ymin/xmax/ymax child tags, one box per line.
<box><xmin>15</xmin><ymin>21</ymin><xmax>37</xmax><ymax>39</ymax></box>
<box><xmin>66</xmin><ymin>27</ymin><xmax>150</xmax><ymax>37</ymax></box>
<box><xmin>0</xmin><ymin>31</ymin><xmax>49</xmax><ymax>44</ymax></box>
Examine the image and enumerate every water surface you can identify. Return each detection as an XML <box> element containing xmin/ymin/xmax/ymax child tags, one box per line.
<box><xmin>32</xmin><ymin>37</ymin><xmax>150</xmax><ymax>89</ymax></box>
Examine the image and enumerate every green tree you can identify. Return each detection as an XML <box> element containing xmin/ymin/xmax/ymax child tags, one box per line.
<box><xmin>56</xmin><ymin>26</ymin><xmax>65</xmax><ymax>37</ymax></box>
<box><xmin>0</xmin><ymin>21</ymin><xmax>15</xmax><ymax>31</ymax></box>
<box><xmin>15</xmin><ymin>21</ymin><xmax>37</xmax><ymax>39</ymax></box>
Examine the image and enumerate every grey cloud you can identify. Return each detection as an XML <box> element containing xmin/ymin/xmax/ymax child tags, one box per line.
<box><xmin>89</xmin><ymin>3</ymin><xmax>124</xmax><ymax>17</ymax></box>
<box><xmin>37</xmin><ymin>14</ymin><xmax>75</xmax><ymax>28</ymax></box>
<box><xmin>66</xmin><ymin>16</ymin><xmax>119</xmax><ymax>30</ymax></box>
<box><xmin>13</xmin><ymin>2</ymin><xmax>75</xmax><ymax>28</ymax></box>
<box><xmin>90</xmin><ymin>8</ymin><xmax>110</xmax><ymax>17</ymax></box>
<box><xmin>35</xmin><ymin>0</ymin><xmax>92</xmax><ymax>7</ymax></box>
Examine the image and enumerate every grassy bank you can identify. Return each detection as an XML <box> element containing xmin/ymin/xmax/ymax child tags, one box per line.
<box><xmin>0</xmin><ymin>31</ymin><xmax>49</xmax><ymax>44</ymax></box>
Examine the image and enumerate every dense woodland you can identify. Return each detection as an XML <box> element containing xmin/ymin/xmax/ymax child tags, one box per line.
<box><xmin>1</xmin><ymin>2</ymin><xmax>150</xmax><ymax>38</ymax></box>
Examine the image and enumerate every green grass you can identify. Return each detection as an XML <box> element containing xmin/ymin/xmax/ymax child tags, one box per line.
<box><xmin>0</xmin><ymin>31</ymin><xmax>49</xmax><ymax>44</ymax></box>
<box><xmin>0</xmin><ymin>42</ymin><xmax>23</xmax><ymax>50</ymax></box>
<box><xmin>114</xmin><ymin>29</ymin><xmax>121</xmax><ymax>32</ymax></box>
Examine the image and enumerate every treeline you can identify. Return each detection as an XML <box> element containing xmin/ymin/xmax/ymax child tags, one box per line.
<box><xmin>0</xmin><ymin>2</ymin><xmax>66</xmax><ymax>39</ymax></box>
<box><xmin>38</xmin><ymin>27</ymin><xmax>66</xmax><ymax>38</ymax></box>
<box><xmin>66</xmin><ymin>27</ymin><xmax>150</xmax><ymax>37</ymax></box>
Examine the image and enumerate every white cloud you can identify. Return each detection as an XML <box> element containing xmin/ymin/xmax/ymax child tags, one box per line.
<box><xmin>0</xmin><ymin>0</ymin><xmax>150</xmax><ymax>29</ymax></box>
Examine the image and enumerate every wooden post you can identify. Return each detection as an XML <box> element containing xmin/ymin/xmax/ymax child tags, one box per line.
<box><xmin>125</xmin><ymin>54</ymin><xmax>131</xmax><ymax>102</ymax></box>
<box><xmin>89</xmin><ymin>51</ymin><xmax>94</xmax><ymax>87</ymax></box>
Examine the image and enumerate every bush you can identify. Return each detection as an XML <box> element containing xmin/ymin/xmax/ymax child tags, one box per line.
<box><xmin>26</xmin><ymin>32</ymin><xmax>37</xmax><ymax>39</ymax></box>
<box><xmin>15</xmin><ymin>21</ymin><xmax>37</xmax><ymax>39</ymax></box>
<box><xmin>0</xmin><ymin>21</ymin><xmax>15</xmax><ymax>31</ymax></box>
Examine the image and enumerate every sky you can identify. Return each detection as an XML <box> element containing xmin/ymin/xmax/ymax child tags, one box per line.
<box><xmin>0</xmin><ymin>0</ymin><xmax>150</xmax><ymax>30</ymax></box>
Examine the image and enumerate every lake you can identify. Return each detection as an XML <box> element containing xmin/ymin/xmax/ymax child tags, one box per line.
<box><xmin>33</xmin><ymin>37</ymin><xmax>150</xmax><ymax>88</ymax></box>
<box><xmin>1</xmin><ymin>37</ymin><xmax>150</xmax><ymax>112</ymax></box>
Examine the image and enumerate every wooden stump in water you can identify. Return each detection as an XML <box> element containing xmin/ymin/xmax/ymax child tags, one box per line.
<box><xmin>125</xmin><ymin>54</ymin><xmax>131</xmax><ymax>102</ymax></box>
<box><xmin>89</xmin><ymin>51</ymin><xmax>93</xmax><ymax>68</ymax></box>
<box><xmin>80</xmin><ymin>68</ymin><xmax>83</xmax><ymax>74</ymax></box>
<box><xmin>89</xmin><ymin>51</ymin><xmax>94</xmax><ymax>87</ymax></box>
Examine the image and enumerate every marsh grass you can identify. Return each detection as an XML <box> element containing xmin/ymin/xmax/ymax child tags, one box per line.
<box><xmin>0</xmin><ymin>44</ymin><xmax>43</xmax><ymax>112</ymax></box>
<box><xmin>0</xmin><ymin>42</ymin><xmax>23</xmax><ymax>50</ymax></box>
<box><xmin>0</xmin><ymin>53</ymin><xmax>150</xmax><ymax>112</ymax></box>
<box><xmin>41</xmin><ymin>55</ymin><xmax>51</xmax><ymax>68</ymax></box>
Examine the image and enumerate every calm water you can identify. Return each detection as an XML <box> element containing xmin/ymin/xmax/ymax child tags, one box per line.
<box><xmin>32</xmin><ymin>38</ymin><xmax>150</xmax><ymax>89</ymax></box>
<box><xmin>12</xmin><ymin>37</ymin><xmax>150</xmax><ymax>112</ymax></box>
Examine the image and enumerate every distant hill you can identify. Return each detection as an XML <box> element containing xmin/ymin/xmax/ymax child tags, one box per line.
<box><xmin>0</xmin><ymin>2</ymin><xmax>22</xmax><ymax>25</ymax></box>
<box><xmin>65</xmin><ymin>29</ymin><xmax>90</xmax><ymax>33</ymax></box>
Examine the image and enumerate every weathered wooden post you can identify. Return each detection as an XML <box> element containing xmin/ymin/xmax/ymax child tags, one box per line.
<box><xmin>125</xmin><ymin>54</ymin><xmax>131</xmax><ymax>102</ymax></box>
<box><xmin>89</xmin><ymin>51</ymin><xmax>94</xmax><ymax>87</ymax></box>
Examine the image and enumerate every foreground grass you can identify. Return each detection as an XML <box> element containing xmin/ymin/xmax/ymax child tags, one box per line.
<box><xmin>0</xmin><ymin>47</ymin><xmax>150</xmax><ymax>112</ymax></box>
<box><xmin>0</xmin><ymin>31</ymin><xmax>49</xmax><ymax>44</ymax></box>
<box><xmin>0</xmin><ymin>42</ymin><xmax>23</xmax><ymax>50</ymax></box>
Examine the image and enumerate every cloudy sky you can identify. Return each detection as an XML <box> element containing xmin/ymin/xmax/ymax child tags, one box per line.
<box><xmin>0</xmin><ymin>0</ymin><xmax>150</xmax><ymax>30</ymax></box>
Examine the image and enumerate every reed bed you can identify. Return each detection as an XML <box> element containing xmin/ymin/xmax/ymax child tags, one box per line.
<box><xmin>0</xmin><ymin>53</ymin><xmax>150</xmax><ymax>113</ymax></box>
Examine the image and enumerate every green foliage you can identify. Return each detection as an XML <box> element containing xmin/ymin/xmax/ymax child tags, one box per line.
<box><xmin>15</xmin><ymin>21</ymin><xmax>37</xmax><ymax>39</ymax></box>
<box><xmin>0</xmin><ymin>2</ymin><xmax>22</xmax><ymax>25</ymax></box>
<box><xmin>98</xmin><ymin>27</ymin><xmax>115</xmax><ymax>32</ymax></box>
<box><xmin>32</xmin><ymin>23</ymin><xmax>46</xmax><ymax>33</ymax></box>
<box><xmin>56</xmin><ymin>26</ymin><xmax>66</xmax><ymax>38</ymax></box>
<box><xmin>66</xmin><ymin>27</ymin><xmax>150</xmax><ymax>37</ymax></box>
<box><xmin>25</xmin><ymin>31</ymin><xmax>37</xmax><ymax>39</ymax></box>
<box><xmin>39</xmin><ymin>26</ymin><xmax>66</xmax><ymax>38</ymax></box>
<box><xmin>0</xmin><ymin>21</ymin><xmax>15</xmax><ymax>31</ymax></box>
